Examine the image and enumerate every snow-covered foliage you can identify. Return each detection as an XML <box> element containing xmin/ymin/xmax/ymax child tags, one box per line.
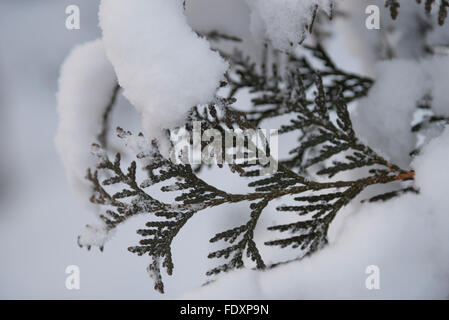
<box><xmin>50</xmin><ymin>0</ymin><xmax>449</xmax><ymax>299</ymax></box>
<box><xmin>340</xmin><ymin>0</ymin><xmax>449</xmax><ymax>68</ymax></box>
<box><xmin>185</xmin><ymin>129</ymin><xmax>449</xmax><ymax>299</ymax></box>
<box><xmin>77</xmin><ymin>224</ymin><xmax>111</xmax><ymax>249</ymax></box>
<box><xmin>55</xmin><ymin>39</ymin><xmax>116</xmax><ymax>200</ymax></box>
<box><xmin>352</xmin><ymin>56</ymin><xmax>449</xmax><ymax>167</ymax></box>
<box><xmin>246</xmin><ymin>0</ymin><xmax>334</xmax><ymax>50</ymax></box>
<box><xmin>185</xmin><ymin>0</ymin><xmax>334</xmax><ymax>59</ymax></box>
<box><xmin>99</xmin><ymin>0</ymin><xmax>228</xmax><ymax>156</ymax></box>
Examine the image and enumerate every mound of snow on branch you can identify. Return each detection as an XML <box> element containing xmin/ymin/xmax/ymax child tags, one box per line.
<box><xmin>55</xmin><ymin>39</ymin><xmax>117</xmax><ymax>200</ymax></box>
<box><xmin>99</xmin><ymin>0</ymin><xmax>228</xmax><ymax>156</ymax></box>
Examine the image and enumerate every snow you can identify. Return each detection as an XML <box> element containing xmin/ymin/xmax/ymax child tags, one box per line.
<box><xmin>185</xmin><ymin>0</ymin><xmax>333</xmax><ymax>57</ymax></box>
<box><xmin>99</xmin><ymin>0</ymin><xmax>229</xmax><ymax>156</ymax></box>
<box><xmin>352</xmin><ymin>56</ymin><xmax>449</xmax><ymax>168</ymax></box>
<box><xmin>352</xmin><ymin>60</ymin><xmax>427</xmax><ymax>167</ymax></box>
<box><xmin>55</xmin><ymin>39</ymin><xmax>117</xmax><ymax>201</ymax></box>
<box><xmin>412</xmin><ymin>128</ymin><xmax>449</xmax><ymax>279</ymax></box>
<box><xmin>184</xmin><ymin>128</ymin><xmax>449</xmax><ymax>299</ymax></box>
<box><xmin>78</xmin><ymin>224</ymin><xmax>111</xmax><ymax>249</ymax></box>
<box><xmin>185</xmin><ymin>0</ymin><xmax>262</xmax><ymax>61</ymax></box>
<box><xmin>3</xmin><ymin>0</ymin><xmax>449</xmax><ymax>300</ymax></box>
<box><xmin>339</xmin><ymin>0</ymin><xmax>449</xmax><ymax>73</ymax></box>
<box><xmin>246</xmin><ymin>0</ymin><xmax>333</xmax><ymax>50</ymax></box>
<box><xmin>186</xmin><ymin>196</ymin><xmax>446</xmax><ymax>299</ymax></box>
<box><xmin>425</xmin><ymin>57</ymin><xmax>449</xmax><ymax>117</ymax></box>
<box><xmin>117</xmin><ymin>128</ymin><xmax>157</xmax><ymax>163</ymax></box>
<box><xmin>413</xmin><ymin>127</ymin><xmax>449</xmax><ymax>212</ymax></box>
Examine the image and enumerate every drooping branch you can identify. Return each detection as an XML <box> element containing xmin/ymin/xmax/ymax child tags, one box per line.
<box><xmin>82</xmin><ymin>44</ymin><xmax>415</xmax><ymax>293</ymax></box>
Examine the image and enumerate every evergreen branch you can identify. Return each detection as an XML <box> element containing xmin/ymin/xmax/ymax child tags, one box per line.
<box><xmin>266</xmin><ymin>184</ymin><xmax>364</xmax><ymax>255</ymax></box>
<box><xmin>85</xmin><ymin>125</ymin><xmax>414</xmax><ymax>292</ymax></box>
<box><xmin>129</xmin><ymin>210</ymin><xmax>194</xmax><ymax>293</ymax></box>
<box><xmin>82</xmin><ymin>43</ymin><xmax>417</xmax><ymax>294</ymax></box>
<box><xmin>362</xmin><ymin>187</ymin><xmax>419</xmax><ymax>203</ymax></box>
<box><xmin>207</xmin><ymin>199</ymin><xmax>268</xmax><ymax>276</ymax></box>
<box><xmin>388</xmin><ymin>0</ymin><xmax>449</xmax><ymax>25</ymax></box>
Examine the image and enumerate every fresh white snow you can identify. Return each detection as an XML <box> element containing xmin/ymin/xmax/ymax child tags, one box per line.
<box><xmin>6</xmin><ymin>0</ymin><xmax>449</xmax><ymax>299</ymax></box>
<box><xmin>352</xmin><ymin>56</ymin><xmax>449</xmax><ymax>168</ymax></box>
<box><xmin>99</xmin><ymin>0</ymin><xmax>229</xmax><ymax>157</ymax></box>
<box><xmin>246</xmin><ymin>0</ymin><xmax>333</xmax><ymax>50</ymax></box>
<box><xmin>55</xmin><ymin>39</ymin><xmax>117</xmax><ymax>200</ymax></box>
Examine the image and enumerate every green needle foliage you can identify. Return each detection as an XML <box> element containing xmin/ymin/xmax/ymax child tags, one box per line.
<box><xmin>81</xmin><ymin>42</ymin><xmax>416</xmax><ymax>293</ymax></box>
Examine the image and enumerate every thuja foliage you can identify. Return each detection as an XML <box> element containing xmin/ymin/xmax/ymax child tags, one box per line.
<box><xmin>386</xmin><ymin>0</ymin><xmax>449</xmax><ymax>25</ymax></box>
<box><xmin>79</xmin><ymin>40</ymin><xmax>422</xmax><ymax>293</ymax></box>
<box><xmin>409</xmin><ymin>94</ymin><xmax>449</xmax><ymax>159</ymax></box>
